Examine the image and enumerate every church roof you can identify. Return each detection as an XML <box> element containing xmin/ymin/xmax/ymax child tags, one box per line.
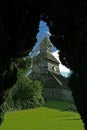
<box><xmin>38</xmin><ymin>36</ymin><xmax>60</xmax><ymax>64</ymax></box>
<box><xmin>40</xmin><ymin>36</ymin><xmax>52</xmax><ymax>48</ymax></box>
<box><xmin>47</xmin><ymin>51</ymin><xmax>60</xmax><ymax>64</ymax></box>
<box><xmin>49</xmin><ymin>71</ymin><xmax>69</xmax><ymax>89</ymax></box>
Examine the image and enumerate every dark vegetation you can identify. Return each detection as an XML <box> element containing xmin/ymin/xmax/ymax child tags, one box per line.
<box><xmin>2</xmin><ymin>57</ymin><xmax>44</xmax><ymax>112</ymax></box>
<box><xmin>0</xmin><ymin>0</ymin><xmax>87</xmax><ymax>129</ymax></box>
<box><xmin>44</xmin><ymin>101</ymin><xmax>77</xmax><ymax>112</ymax></box>
<box><xmin>3</xmin><ymin>74</ymin><xmax>44</xmax><ymax>111</ymax></box>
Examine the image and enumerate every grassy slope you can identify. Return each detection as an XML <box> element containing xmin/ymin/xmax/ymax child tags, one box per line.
<box><xmin>0</xmin><ymin>101</ymin><xmax>84</xmax><ymax>130</ymax></box>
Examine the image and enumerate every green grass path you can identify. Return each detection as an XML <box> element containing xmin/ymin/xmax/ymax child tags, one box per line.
<box><xmin>0</xmin><ymin>102</ymin><xmax>84</xmax><ymax>130</ymax></box>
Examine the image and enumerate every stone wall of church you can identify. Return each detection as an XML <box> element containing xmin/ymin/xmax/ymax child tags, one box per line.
<box><xmin>43</xmin><ymin>88</ymin><xmax>73</xmax><ymax>101</ymax></box>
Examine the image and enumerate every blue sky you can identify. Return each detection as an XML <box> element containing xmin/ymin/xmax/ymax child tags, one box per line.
<box><xmin>37</xmin><ymin>21</ymin><xmax>50</xmax><ymax>41</ymax></box>
<box><xmin>37</xmin><ymin>21</ymin><xmax>58</xmax><ymax>52</ymax></box>
<box><xmin>30</xmin><ymin>20</ymin><xmax>71</xmax><ymax>77</ymax></box>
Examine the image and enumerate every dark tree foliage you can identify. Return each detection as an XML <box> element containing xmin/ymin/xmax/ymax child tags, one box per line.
<box><xmin>0</xmin><ymin>0</ymin><xmax>87</xmax><ymax>129</ymax></box>
<box><xmin>0</xmin><ymin>59</ymin><xmax>17</xmax><ymax>123</ymax></box>
<box><xmin>15</xmin><ymin>57</ymin><xmax>31</xmax><ymax>71</ymax></box>
<box><xmin>47</xmin><ymin>1</ymin><xmax>87</xmax><ymax>129</ymax></box>
<box><xmin>3</xmin><ymin>72</ymin><xmax>44</xmax><ymax>111</ymax></box>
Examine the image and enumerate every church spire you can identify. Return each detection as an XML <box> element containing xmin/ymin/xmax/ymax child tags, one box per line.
<box><xmin>40</xmin><ymin>36</ymin><xmax>52</xmax><ymax>53</ymax></box>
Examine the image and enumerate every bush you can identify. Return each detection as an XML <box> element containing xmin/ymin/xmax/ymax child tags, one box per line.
<box><xmin>4</xmin><ymin>73</ymin><xmax>44</xmax><ymax>111</ymax></box>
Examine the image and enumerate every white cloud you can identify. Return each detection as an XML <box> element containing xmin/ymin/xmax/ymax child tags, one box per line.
<box><xmin>59</xmin><ymin>64</ymin><xmax>70</xmax><ymax>72</ymax></box>
<box><xmin>52</xmin><ymin>50</ymin><xmax>59</xmax><ymax>61</ymax></box>
<box><xmin>52</xmin><ymin>51</ymin><xmax>70</xmax><ymax>73</ymax></box>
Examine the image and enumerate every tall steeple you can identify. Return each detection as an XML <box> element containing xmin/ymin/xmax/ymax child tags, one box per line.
<box><xmin>33</xmin><ymin>36</ymin><xmax>60</xmax><ymax>74</ymax></box>
<box><xmin>40</xmin><ymin>36</ymin><xmax>52</xmax><ymax>54</ymax></box>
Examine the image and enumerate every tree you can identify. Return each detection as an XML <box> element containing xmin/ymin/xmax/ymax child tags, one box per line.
<box><xmin>4</xmin><ymin>71</ymin><xmax>44</xmax><ymax>111</ymax></box>
<box><xmin>15</xmin><ymin>57</ymin><xmax>31</xmax><ymax>71</ymax></box>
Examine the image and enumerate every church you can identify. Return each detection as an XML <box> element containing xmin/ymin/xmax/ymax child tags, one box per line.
<box><xmin>29</xmin><ymin>36</ymin><xmax>73</xmax><ymax>101</ymax></box>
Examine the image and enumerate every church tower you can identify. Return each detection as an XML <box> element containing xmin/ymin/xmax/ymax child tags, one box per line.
<box><xmin>32</xmin><ymin>36</ymin><xmax>60</xmax><ymax>75</ymax></box>
<box><xmin>30</xmin><ymin>36</ymin><xmax>73</xmax><ymax>101</ymax></box>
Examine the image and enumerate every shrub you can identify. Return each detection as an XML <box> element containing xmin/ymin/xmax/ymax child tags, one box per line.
<box><xmin>4</xmin><ymin>73</ymin><xmax>44</xmax><ymax>111</ymax></box>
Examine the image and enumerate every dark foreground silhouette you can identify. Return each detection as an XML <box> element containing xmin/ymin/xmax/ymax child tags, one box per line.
<box><xmin>0</xmin><ymin>0</ymin><xmax>87</xmax><ymax>129</ymax></box>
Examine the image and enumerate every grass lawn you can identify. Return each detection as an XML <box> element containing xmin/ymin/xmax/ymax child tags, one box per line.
<box><xmin>0</xmin><ymin>101</ymin><xmax>84</xmax><ymax>130</ymax></box>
